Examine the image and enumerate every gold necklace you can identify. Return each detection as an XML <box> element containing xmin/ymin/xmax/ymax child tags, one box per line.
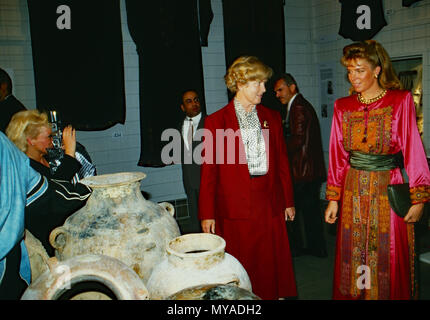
<box><xmin>357</xmin><ymin>89</ymin><xmax>387</xmax><ymax>104</ymax></box>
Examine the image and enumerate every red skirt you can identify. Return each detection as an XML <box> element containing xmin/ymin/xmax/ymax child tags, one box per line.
<box><xmin>215</xmin><ymin>174</ymin><xmax>297</xmax><ymax>300</ymax></box>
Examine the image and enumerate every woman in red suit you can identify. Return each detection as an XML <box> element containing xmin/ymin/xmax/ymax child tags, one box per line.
<box><xmin>325</xmin><ymin>40</ymin><xmax>430</xmax><ymax>299</ymax></box>
<box><xmin>198</xmin><ymin>56</ymin><xmax>297</xmax><ymax>300</ymax></box>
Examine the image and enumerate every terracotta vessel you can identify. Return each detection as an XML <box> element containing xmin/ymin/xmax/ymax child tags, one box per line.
<box><xmin>24</xmin><ymin>230</ymin><xmax>50</xmax><ymax>282</ymax></box>
<box><xmin>21</xmin><ymin>254</ymin><xmax>149</xmax><ymax>300</ymax></box>
<box><xmin>49</xmin><ymin>172</ymin><xmax>180</xmax><ymax>284</ymax></box>
<box><xmin>146</xmin><ymin>233</ymin><xmax>252</xmax><ymax>299</ymax></box>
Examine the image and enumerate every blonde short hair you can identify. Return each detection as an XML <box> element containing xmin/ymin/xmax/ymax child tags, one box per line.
<box><xmin>224</xmin><ymin>56</ymin><xmax>273</xmax><ymax>93</ymax></box>
<box><xmin>6</xmin><ymin>110</ymin><xmax>50</xmax><ymax>152</ymax></box>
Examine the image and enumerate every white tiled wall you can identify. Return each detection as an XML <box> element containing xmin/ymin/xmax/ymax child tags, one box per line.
<box><xmin>284</xmin><ymin>0</ymin><xmax>430</xmax><ymax>197</ymax></box>
<box><xmin>202</xmin><ymin>0</ymin><xmax>229</xmax><ymax>116</ymax></box>
<box><xmin>2</xmin><ymin>0</ymin><xmax>430</xmax><ymax>201</ymax></box>
<box><xmin>0</xmin><ymin>0</ymin><xmax>227</xmax><ymax>203</ymax></box>
<box><xmin>307</xmin><ymin>0</ymin><xmax>430</xmax><ymax>152</ymax></box>
<box><xmin>0</xmin><ymin>0</ymin><xmax>35</xmax><ymax>110</ymax></box>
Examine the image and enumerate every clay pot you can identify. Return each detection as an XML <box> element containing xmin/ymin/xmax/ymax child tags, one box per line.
<box><xmin>49</xmin><ymin>172</ymin><xmax>180</xmax><ymax>284</ymax></box>
<box><xmin>21</xmin><ymin>254</ymin><xmax>149</xmax><ymax>300</ymax></box>
<box><xmin>146</xmin><ymin>233</ymin><xmax>252</xmax><ymax>299</ymax></box>
<box><xmin>24</xmin><ymin>230</ymin><xmax>50</xmax><ymax>282</ymax></box>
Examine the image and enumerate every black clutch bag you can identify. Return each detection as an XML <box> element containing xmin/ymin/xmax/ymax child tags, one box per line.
<box><xmin>387</xmin><ymin>183</ymin><xmax>411</xmax><ymax>218</ymax></box>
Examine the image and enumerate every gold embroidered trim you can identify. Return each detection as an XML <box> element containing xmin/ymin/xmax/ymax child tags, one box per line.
<box><xmin>326</xmin><ymin>185</ymin><xmax>342</xmax><ymax>201</ymax></box>
<box><xmin>410</xmin><ymin>185</ymin><xmax>430</xmax><ymax>204</ymax></box>
<box><xmin>342</xmin><ymin>106</ymin><xmax>392</xmax><ymax>154</ymax></box>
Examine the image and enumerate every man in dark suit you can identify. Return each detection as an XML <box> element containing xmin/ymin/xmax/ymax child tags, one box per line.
<box><xmin>274</xmin><ymin>73</ymin><xmax>328</xmax><ymax>257</ymax></box>
<box><xmin>0</xmin><ymin>68</ymin><xmax>26</xmax><ymax>133</ymax></box>
<box><xmin>179</xmin><ymin>89</ymin><xmax>205</xmax><ymax>234</ymax></box>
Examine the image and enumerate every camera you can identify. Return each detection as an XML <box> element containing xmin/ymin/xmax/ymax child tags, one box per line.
<box><xmin>46</xmin><ymin>110</ymin><xmax>64</xmax><ymax>174</ymax></box>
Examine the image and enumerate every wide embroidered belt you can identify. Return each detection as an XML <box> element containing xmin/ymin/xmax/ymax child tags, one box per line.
<box><xmin>349</xmin><ymin>151</ymin><xmax>402</xmax><ymax>171</ymax></box>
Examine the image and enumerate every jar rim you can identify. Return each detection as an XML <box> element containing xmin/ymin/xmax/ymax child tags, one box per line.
<box><xmin>80</xmin><ymin>172</ymin><xmax>146</xmax><ymax>188</ymax></box>
<box><xmin>167</xmin><ymin>233</ymin><xmax>226</xmax><ymax>258</ymax></box>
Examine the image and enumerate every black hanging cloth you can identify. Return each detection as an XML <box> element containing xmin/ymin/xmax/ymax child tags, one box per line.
<box><xmin>125</xmin><ymin>0</ymin><xmax>212</xmax><ymax>167</ymax></box>
<box><xmin>403</xmin><ymin>0</ymin><xmax>423</xmax><ymax>7</ymax></box>
<box><xmin>27</xmin><ymin>0</ymin><xmax>126</xmax><ymax>130</ymax></box>
<box><xmin>222</xmin><ymin>0</ymin><xmax>286</xmax><ymax>113</ymax></box>
<box><xmin>338</xmin><ymin>0</ymin><xmax>387</xmax><ymax>41</ymax></box>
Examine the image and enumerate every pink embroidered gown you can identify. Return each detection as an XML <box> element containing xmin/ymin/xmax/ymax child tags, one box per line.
<box><xmin>326</xmin><ymin>90</ymin><xmax>430</xmax><ymax>300</ymax></box>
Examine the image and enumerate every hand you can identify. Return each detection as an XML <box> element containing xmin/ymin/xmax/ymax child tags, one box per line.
<box><xmin>201</xmin><ymin>219</ymin><xmax>215</xmax><ymax>234</ymax></box>
<box><xmin>62</xmin><ymin>125</ymin><xmax>76</xmax><ymax>157</ymax></box>
<box><xmin>285</xmin><ymin>207</ymin><xmax>295</xmax><ymax>221</ymax></box>
<box><xmin>325</xmin><ymin>200</ymin><xmax>338</xmax><ymax>224</ymax></box>
<box><xmin>404</xmin><ymin>203</ymin><xmax>425</xmax><ymax>223</ymax></box>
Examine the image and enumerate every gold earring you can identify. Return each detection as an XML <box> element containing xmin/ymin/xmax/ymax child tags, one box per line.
<box><xmin>374</xmin><ymin>74</ymin><xmax>378</xmax><ymax>79</ymax></box>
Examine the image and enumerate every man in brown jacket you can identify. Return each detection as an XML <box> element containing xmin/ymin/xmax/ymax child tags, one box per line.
<box><xmin>274</xmin><ymin>73</ymin><xmax>327</xmax><ymax>257</ymax></box>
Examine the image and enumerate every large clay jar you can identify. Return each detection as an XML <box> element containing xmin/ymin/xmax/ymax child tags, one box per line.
<box><xmin>146</xmin><ymin>233</ymin><xmax>252</xmax><ymax>299</ymax></box>
<box><xmin>21</xmin><ymin>254</ymin><xmax>149</xmax><ymax>300</ymax></box>
<box><xmin>24</xmin><ymin>230</ymin><xmax>50</xmax><ymax>283</ymax></box>
<box><xmin>49</xmin><ymin>172</ymin><xmax>180</xmax><ymax>284</ymax></box>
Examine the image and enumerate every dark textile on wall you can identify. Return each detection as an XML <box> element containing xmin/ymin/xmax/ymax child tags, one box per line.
<box><xmin>222</xmin><ymin>0</ymin><xmax>286</xmax><ymax>113</ymax></box>
<box><xmin>403</xmin><ymin>0</ymin><xmax>423</xmax><ymax>7</ymax></box>
<box><xmin>199</xmin><ymin>0</ymin><xmax>214</xmax><ymax>46</ymax></box>
<box><xmin>125</xmin><ymin>0</ymin><xmax>212</xmax><ymax>167</ymax></box>
<box><xmin>27</xmin><ymin>0</ymin><xmax>125</xmax><ymax>130</ymax></box>
<box><xmin>338</xmin><ymin>0</ymin><xmax>387</xmax><ymax>41</ymax></box>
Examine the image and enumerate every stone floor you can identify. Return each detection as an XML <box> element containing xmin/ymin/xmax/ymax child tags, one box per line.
<box><xmin>291</xmin><ymin>219</ymin><xmax>430</xmax><ymax>300</ymax></box>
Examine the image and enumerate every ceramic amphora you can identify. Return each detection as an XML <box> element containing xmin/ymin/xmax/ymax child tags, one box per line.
<box><xmin>49</xmin><ymin>172</ymin><xmax>180</xmax><ymax>284</ymax></box>
<box><xmin>146</xmin><ymin>233</ymin><xmax>252</xmax><ymax>299</ymax></box>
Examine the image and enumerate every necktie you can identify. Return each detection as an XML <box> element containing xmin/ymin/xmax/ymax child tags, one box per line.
<box><xmin>187</xmin><ymin>118</ymin><xmax>193</xmax><ymax>149</ymax></box>
<box><xmin>285</xmin><ymin>107</ymin><xmax>291</xmax><ymax>137</ymax></box>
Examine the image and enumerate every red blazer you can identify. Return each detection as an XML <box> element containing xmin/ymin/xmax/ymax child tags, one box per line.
<box><xmin>198</xmin><ymin>100</ymin><xmax>294</xmax><ymax>220</ymax></box>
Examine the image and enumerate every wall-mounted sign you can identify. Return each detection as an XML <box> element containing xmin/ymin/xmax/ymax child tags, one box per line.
<box><xmin>338</xmin><ymin>0</ymin><xmax>387</xmax><ymax>41</ymax></box>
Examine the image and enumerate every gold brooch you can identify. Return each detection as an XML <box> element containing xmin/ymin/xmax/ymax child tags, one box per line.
<box><xmin>263</xmin><ymin>120</ymin><xmax>269</xmax><ymax>128</ymax></box>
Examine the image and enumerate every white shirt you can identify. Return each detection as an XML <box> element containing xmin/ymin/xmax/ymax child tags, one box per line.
<box><xmin>182</xmin><ymin>112</ymin><xmax>202</xmax><ymax>150</ymax></box>
<box><xmin>286</xmin><ymin>93</ymin><xmax>299</xmax><ymax>120</ymax></box>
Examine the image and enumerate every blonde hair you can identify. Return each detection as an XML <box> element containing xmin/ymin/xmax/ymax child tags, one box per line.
<box><xmin>6</xmin><ymin>110</ymin><xmax>50</xmax><ymax>152</ymax></box>
<box><xmin>225</xmin><ymin>56</ymin><xmax>273</xmax><ymax>93</ymax></box>
<box><xmin>341</xmin><ymin>40</ymin><xmax>402</xmax><ymax>94</ymax></box>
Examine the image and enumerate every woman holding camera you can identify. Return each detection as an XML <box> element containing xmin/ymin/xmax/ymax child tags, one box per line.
<box><xmin>6</xmin><ymin>109</ymin><xmax>83</xmax><ymax>256</ymax></box>
<box><xmin>6</xmin><ymin>109</ymin><xmax>80</xmax><ymax>180</ymax></box>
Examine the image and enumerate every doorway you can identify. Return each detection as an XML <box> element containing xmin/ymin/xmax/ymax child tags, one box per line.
<box><xmin>392</xmin><ymin>56</ymin><xmax>423</xmax><ymax>136</ymax></box>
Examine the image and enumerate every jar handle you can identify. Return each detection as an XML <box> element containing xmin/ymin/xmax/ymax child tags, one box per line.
<box><xmin>49</xmin><ymin>227</ymin><xmax>68</xmax><ymax>252</ymax></box>
<box><xmin>218</xmin><ymin>274</ymin><xmax>240</xmax><ymax>287</ymax></box>
<box><xmin>158</xmin><ymin>202</ymin><xmax>175</xmax><ymax>217</ymax></box>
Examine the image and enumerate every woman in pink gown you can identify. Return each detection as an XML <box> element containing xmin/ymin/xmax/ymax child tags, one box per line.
<box><xmin>325</xmin><ymin>40</ymin><xmax>430</xmax><ymax>299</ymax></box>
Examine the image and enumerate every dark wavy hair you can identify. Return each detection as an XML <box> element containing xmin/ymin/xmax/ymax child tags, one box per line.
<box><xmin>341</xmin><ymin>40</ymin><xmax>402</xmax><ymax>94</ymax></box>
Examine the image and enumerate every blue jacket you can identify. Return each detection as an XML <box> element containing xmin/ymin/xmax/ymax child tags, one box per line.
<box><xmin>0</xmin><ymin>132</ymin><xmax>48</xmax><ymax>285</ymax></box>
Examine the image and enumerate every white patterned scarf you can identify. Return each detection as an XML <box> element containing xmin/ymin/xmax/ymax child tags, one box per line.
<box><xmin>234</xmin><ymin>99</ymin><xmax>267</xmax><ymax>176</ymax></box>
